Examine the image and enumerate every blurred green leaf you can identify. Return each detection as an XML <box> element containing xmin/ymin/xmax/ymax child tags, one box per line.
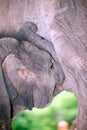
<box><xmin>12</xmin><ymin>91</ymin><xmax>78</xmax><ymax>130</ymax></box>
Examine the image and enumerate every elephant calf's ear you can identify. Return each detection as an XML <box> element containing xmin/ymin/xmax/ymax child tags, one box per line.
<box><xmin>2</xmin><ymin>59</ymin><xmax>17</xmax><ymax>101</ymax></box>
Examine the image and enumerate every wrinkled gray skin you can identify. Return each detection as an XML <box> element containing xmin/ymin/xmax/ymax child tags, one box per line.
<box><xmin>0</xmin><ymin>0</ymin><xmax>87</xmax><ymax>130</ymax></box>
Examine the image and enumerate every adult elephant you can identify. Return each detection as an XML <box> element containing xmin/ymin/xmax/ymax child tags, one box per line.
<box><xmin>0</xmin><ymin>0</ymin><xmax>87</xmax><ymax>130</ymax></box>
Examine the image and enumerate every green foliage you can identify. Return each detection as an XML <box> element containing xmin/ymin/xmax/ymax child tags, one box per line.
<box><xmin>12</xmin><ymin>91</ymin><xmax>78</xmax><ymax>130</ymax></box>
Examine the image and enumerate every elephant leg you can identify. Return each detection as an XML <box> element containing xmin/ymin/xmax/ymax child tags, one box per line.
<box><xmin>0</xmin><ymin>60</ymin><xmax>11</xmax><ymax>130</ymax></box>
<box><xmin>77</xmin><ymin>105</ymin><xmax>87</xmax><ymax>130</ymax></box>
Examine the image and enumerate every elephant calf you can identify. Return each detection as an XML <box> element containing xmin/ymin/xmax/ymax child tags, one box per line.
<box><xmin>0</xmin><ymin>22</ymin><xmax>65</xmax><ymax>130</ymax></box>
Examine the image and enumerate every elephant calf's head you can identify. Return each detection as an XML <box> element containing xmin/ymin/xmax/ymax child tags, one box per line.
<box><xmin>2</xmin><ymin>22</ymin><xmax>65</xmax><ymax>115</ymax></box>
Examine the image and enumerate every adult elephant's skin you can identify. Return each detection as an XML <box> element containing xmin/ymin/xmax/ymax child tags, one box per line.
<box><xmin>41</xmin><ymin>1</ymin><xmax>87</xmax><ymax>130</ymax></box>
<box><xmin>0</xmin><ymin>0</ymin><xmax>87</xmax><ymax>130</ymax></box>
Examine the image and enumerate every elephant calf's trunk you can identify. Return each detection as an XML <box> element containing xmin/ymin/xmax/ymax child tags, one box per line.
<box><xmin>18</xmin><ymin>21</ymin><xmax>65</xmax><ymax>86</ymax></box>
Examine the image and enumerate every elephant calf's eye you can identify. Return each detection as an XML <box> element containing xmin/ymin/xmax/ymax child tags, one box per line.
<box><xmin>50</xmin><ymin>62</ymin><xmax>54</xmax><ymax>69</ymax></box>
<box><xmin>50</xmin><ymin>58</ymin><xmax>54</xmax><ymax>70</ymax></box>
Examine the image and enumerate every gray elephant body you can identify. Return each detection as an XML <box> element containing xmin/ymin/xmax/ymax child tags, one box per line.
<box><xmin>0</xmin><ymin>0</ymin><xmax>87</xmax><ymax>130</ymax></box>
<box><xmin>42</xmin><ymin>1</ymin><xmax>87</xmax><ymax>130</ymax></box>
